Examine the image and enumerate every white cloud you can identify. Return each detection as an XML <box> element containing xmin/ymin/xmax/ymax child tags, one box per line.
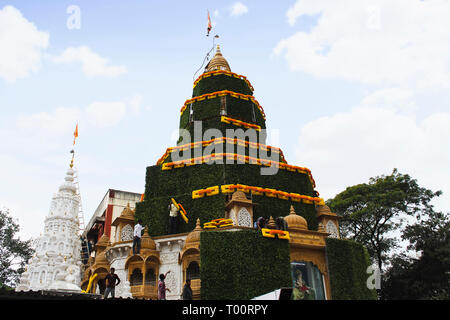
<box><xmin>0</xmin><ymin>5</ymin><xmax>49</xmax><ymax>82</ymax></box>
<box><xmin>295</xmin><ymin>89</ymin><xmax>450</xmax><ymax>212</ymax></box>
<box><xmin>275</xmin><ymin>0</ymin><xmax>450</xmax><ymax>89</ymax></box>
<box><xmin>10</xmin><ymin>95</ymin><xmax>144</xmax><ymax>151</ymax></box>
<box><xmin>52</xmin><ymin>46</ymin><xmax>127</xmax><ymax>77</ymax></box>
<box><xmin>86</xmin><ymin>101</ymin><xmax>127</xmax><ymax>128</ymax></box>
<box><xmin>230</xmin><ymin>2</ymin><xmax>249</xmax><ymax>17</ymax></box>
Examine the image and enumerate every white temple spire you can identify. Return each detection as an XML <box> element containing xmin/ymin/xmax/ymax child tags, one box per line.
<box><xmin>16</xmin><ymin>132</ymin><xmax>83</xmax><ymax>292</ymax></box>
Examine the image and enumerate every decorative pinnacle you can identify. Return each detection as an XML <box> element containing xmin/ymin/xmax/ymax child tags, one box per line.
<box><xmin>290</xmin><ymin>205</ymin><xmax>297</xmax><ymax>215</ymax></box>
<box><xmin>70</xmin><ymin>149</ymin><xmax>75</xmax><ymax>168</ymax></box>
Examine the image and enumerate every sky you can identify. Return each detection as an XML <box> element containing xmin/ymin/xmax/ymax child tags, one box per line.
<box><xmin>1</xmin><ymin>0</ymin><xmax>449</xmax><ymax>242</ymax></box>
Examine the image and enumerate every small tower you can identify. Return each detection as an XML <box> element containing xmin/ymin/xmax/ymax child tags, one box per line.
<box><xmin>316</xmin><ymin>205</ymin><xmax>341</xmax><ymax>238</ymax></box>
<box><xmin>180</xmin><ymin>219</ymin><xmax>202</xmax><ymax>300</ymax></box>
<box><xmin>225</xmin><ymin>191</ymin><xmax>254</xmax><ymax>228</ymax></box>
<box><xmin>111</xmin><ymin>203</ymin><xmax>136</xmax><ymax>243</ymax></box>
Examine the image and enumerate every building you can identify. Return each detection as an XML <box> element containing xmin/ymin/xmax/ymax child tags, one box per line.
<box><xmin>16</xmin><ymin>162</ymin><xmax>82</xmax><ymax>292</ymax></box>
<box><xmin>79</xmin><ymin>46</ymin><xmax>374</xmax><ymax>300</ymax></box>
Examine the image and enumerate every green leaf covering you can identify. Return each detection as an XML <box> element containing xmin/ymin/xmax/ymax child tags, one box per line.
<box><xmin>200</xmin><ymin>230</ymin><xmax>292</xmax><ymax>300</ymax></box>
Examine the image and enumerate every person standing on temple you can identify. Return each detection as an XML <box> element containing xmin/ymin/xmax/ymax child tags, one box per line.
<box><xmin>104</xmin><ymin>268</ymin><xmax>121</xmax><ymax>299</ymax></box>
<box><xmin>181</xmin><ymin>278</ymin><xmax>193</xmax><ymax>300</ymax></box>
<box><xmin>133</xmin><ymin>219</ymin><xmax>144</xmax><ymax>255</ymax></box>
<box><xmin>158</xmin><ymin>270</ymin><xmax>171</xmax><ymax>300</ymax></box>
<box><xmin>168</xmin><ymin>202</ymin><xmax>179</xmax><ymax>234</ymax></box>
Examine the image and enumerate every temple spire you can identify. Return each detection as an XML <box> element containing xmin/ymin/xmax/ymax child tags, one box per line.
<box><xmin>205</xmin><ymin>45</ymin><xmax>231</xmax><ymax>72</ymax></box>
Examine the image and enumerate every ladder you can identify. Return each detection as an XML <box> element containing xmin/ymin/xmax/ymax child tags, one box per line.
<box><xmin>73</xmin><ymin>167</ymin><xmax>91</xmax><ymax>267</ymax></box>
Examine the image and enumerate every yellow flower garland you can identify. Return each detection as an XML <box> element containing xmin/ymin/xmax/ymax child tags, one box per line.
<box><xmin>156</xmin><ymin>137</ymin><xmax>287</xmax><ymax>165</ymax></box>
<box><xmin>161</xmin><ymin>153</ymin><xmax>316</xmax><ymax>187</ymax></box>
<box><xmin>193</xmin><ymin>69</ymin><xmax>255</xmax><ymax>92</ymax></box>
<box><xmin>262</xmin><ymin>228</ymin><xmax>290</xmax><ymax>240</ymax></box>
<box><xmin>221</xmin><ymin>115</ymin><xmax>261</xmax><ymax>131</ymax></box>
<box><xmin>180</xmin><ymin>90</ymin><xmax>266</xmax><ymax>120</ymax></box>
<box><xmin>191</xmin><ymin>183</ymin><xmax>324</xmax><ymax>205</ymax></box>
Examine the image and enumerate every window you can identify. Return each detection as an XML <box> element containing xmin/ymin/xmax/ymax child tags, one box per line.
<box><xmin>186</xmin><ymin>261</ymin><xmax>200</xmax><ymax>280</ymax></box>
<box><xmin>145</xmin><ymin>268</ymin><xmax>156</xmax><ymax>286</ymax></box>
<box><xmin>130</xmin><ymin>268</ymin><xmax>143</xmax><ymax>286</ymax></box>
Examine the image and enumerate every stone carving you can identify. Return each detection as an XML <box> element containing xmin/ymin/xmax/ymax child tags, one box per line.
<box><xmin>164</xmin><ymin>271</ymin><xmax>177</xmax><ymax>293</ymax></box>
<box><xmin>326</xmin><ymin>221</ymin><xmax>339</xmax><ymax>238</ymax></box>
<box><xmin>121</xmin><ymin>224</ymin><xmax>133</xmax><ymax>241</ymax></box>
<box><xmin>238</xmin><ymin>208</ymin><xmax>252</xmax><ymax>227</ymax></box>
<box><xmin>160</xmin><ymin>252</ymin><xmax>178</xmax><ymax>265</ymax></box>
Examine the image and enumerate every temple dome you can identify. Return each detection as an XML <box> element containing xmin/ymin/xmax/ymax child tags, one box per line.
<box><xmin>184</xmin><ymin>218</ymin><xmax>202</xmax><ymax>247</ymax></box>
<box><xmin>96</xmin><ymin>234</ymin><xmax>110</xmax><ymax>252</ymax></box>
<box><xmin>140</xmin><ymin>227</ymin><xmax>156</xmax><ymax>250</ymax></box>
<box><xmin>121</xmin><ymin>203</ymin><xmax>135</xmax><ymax>220</ymax></box>
<box><xmin>232</xmin><ymin>191</ymin><xmax>247</xmax><ymax>201</ymax></box>
<box><xmin>205</xmin><ymin>45</ymin><xmax>231</xmax><ymax>72</ymax></box>
<box><xmin>285</xmin><ymin>205</ymin><xmax>308</xmax><ymax>230</ymax></box>
<box><xmin>316</xmin><ymin>205</ymin><xmax>336</xmax><ymax>216</ymax></box>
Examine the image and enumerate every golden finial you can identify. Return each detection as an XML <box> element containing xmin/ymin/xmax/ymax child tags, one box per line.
<box><xmin>267</xmin><ymin>216</ymin><xmax>277</xmax><ymax>229</ymax></box>
<box><xmin>290</xmin><ymin>205</ymin><xmax>296</xmax><ymax>215</ymax></box>
<box><xmin>205</xmin><ymin>44</ymin><xmax>231</xmax><ymax>72</ymax></box>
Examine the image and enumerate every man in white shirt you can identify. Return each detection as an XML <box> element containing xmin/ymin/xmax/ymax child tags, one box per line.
<box><xmin>133</xmin><ymin>219</ymin><xmax>144</xmax><ymax>255</ymax></box>
<box><xmin>168</xmin><ymin>202</ymin><xmax>179</xmax><ymax>234</ymax></box>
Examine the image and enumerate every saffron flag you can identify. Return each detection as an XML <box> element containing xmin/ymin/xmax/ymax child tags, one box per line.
<box><xmin>73</xmin><ymin>123</ymin><xmax>78</xmax><ymax>145</ymax></box>
<box><xmin>140</xmin><ymin>193</ymin><xmax>145</xmax><ymax>201</ymax></box>
<box><xmin>207</xmin><ymin>10</ymin><xmax>212</xmax><ymax>36</ymax></box>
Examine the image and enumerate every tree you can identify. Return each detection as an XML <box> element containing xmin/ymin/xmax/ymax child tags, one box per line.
<box><xmin>326</xmin><ymin>169</ymin><xmax>441</xmax><ymax>273</ymax></box>
<box><xmin>0</xmin><ymin>208</ymin><xmax>34</xmax><ymax>288</ymax></box>
<box><xmin>383</xmin><ymin>210</ymin><xmax>450</xmax><ymax>299</ymax></box>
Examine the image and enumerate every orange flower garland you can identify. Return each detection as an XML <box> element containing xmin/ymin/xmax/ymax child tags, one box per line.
<box><xmin>161</xmin><ymin>153</ymin><xmax>316</xmax><ymax>187</ymax></box>
<box><xmin>191</xmin><ymin>183</ymin><xmax>324</xmax><ymax>205</ymax></box>
<box><xmin>221</xmin><ymin>115</ymin><xmax>261</xmax><ymax>131</ymax></box>
<box><xmin>156</xmin><ymin>137</ymin><xmax>287</xmax><ymax>165</ymax></box>
<box><xmin>180</xmin><ymin>90</ymin><xmax>266</xmax><ymax>120</ymax></box>
<box><xmin>193</xmin><ymin>69</ymin><xmax>255</xmax><ymax>92</ymax></box>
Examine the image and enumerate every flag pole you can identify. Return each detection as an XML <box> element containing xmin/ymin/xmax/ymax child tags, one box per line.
<box><xmin>70</xmin><ymin>123</ymin><xmax>78</xmax><ymax>168</ymax></box>
<box><xmin>193</xmin><ymin>10</ymin><xmax>219</xmax><ymax>80</ymax></box>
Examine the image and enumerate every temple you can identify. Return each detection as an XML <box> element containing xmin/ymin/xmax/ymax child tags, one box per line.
<box><xmin>17</xmin><ymin>45</ymin><xmax>374</xmax><ymax>300</ymax></box>
<box><xmin>78</xmin><ymin>46</ymin><xmax>355</xmax><ymax>300</ymax></box>
<box><xmin>16</xmin><ymin>161</ymin><xmax>83</xmax><ymax>292</ymax></box>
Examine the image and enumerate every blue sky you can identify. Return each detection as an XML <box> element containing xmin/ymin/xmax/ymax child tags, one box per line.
<box><xmin>1</xmin><ymin>0</ymin><xmax>449</xmax><ymax>241</ymax></box>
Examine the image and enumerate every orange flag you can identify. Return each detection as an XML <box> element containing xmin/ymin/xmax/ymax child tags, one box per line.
<box><xmin>140</xmin><ymin>193</ymin><xmax>145</xmax><ymax>202</ymax></box>
<box><xmin>207</xmin><ymin>11</ymin><xmax>212</xmax><ymax>36</ymax></box>
<box><xmin>73</xmin><ymin>123</ymin><xmax>78</xmax><ymax>145</ymax></box>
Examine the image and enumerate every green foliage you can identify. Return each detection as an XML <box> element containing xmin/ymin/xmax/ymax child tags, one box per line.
<box><xmin>383</xmin><ymin>210</ymin><xmax>450</xmax><ymax>300</ymax></box>
<box><xmin>325</xmin><ymin>238</ymin><xmax>377</xmax><ymax>300</ymax></box>
<box><xmin>137</xmin><ymin>162</ymin><xmax>319</xmax><ymax>237</ymax></box>
<box><xmin>180</xmin><ymin>75</ymin><xmax>265</xmax><ymax>137</ymax></box>
<box><xmin>326</xmin><ymin>168</ymin><xmax>442</xmax><ymax>271</ymax></box>
<box><xmin>135</xmin><ymin>194</ymin><xmax>225</xmax><ymax>237</ymax></box>
<box><xmin>193</xmin><ymin>74</ymin><xmax>253</xmax><ymax>97</ymax></box>
<box><xmin>0</xmin><ymin>208</ymin><xmax>34</xmax><ymax>287</ymax></box>
<box><xmin>200</xmin><ymin>229</ymin><xmax>292</xmax><ymax>300</ymax></box>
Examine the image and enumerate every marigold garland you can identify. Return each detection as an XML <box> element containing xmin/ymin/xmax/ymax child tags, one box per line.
<box><xmin>221</xmin><ymin>115</ymin><xmax>261</xmax><ymax>131</ymax></box>
<box><xmin>180</xmin><ymin>90</ymin><xmax>266</xmax><ymax>120</ymax></box>
<box><xmin>161</xmin><ymin>153</ymin><xmax>316</xmax><ymax>187</ymax></box>
<box><xmin>156</xmin><ymin>137</ymin><xmax>286</xmax><ymax>165</ymax></box>
<box><xmin>191</xmin><ymin>183</ymin><xmax>324</xmax><ymax>205</ymax></box>
<box><xmin>262</xmin><ymin>228</ymin><xmax>290</xmax><ymax>240</ymax></box>
<box><xmin>203</xmin><ymin>218</ymin><xmax>234</xmax><ymax>229</ymax></box>
<box><xmin>193</xmin><ymin>69</ymin><xmax>255</xmax><ymax>92</ymax></box>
